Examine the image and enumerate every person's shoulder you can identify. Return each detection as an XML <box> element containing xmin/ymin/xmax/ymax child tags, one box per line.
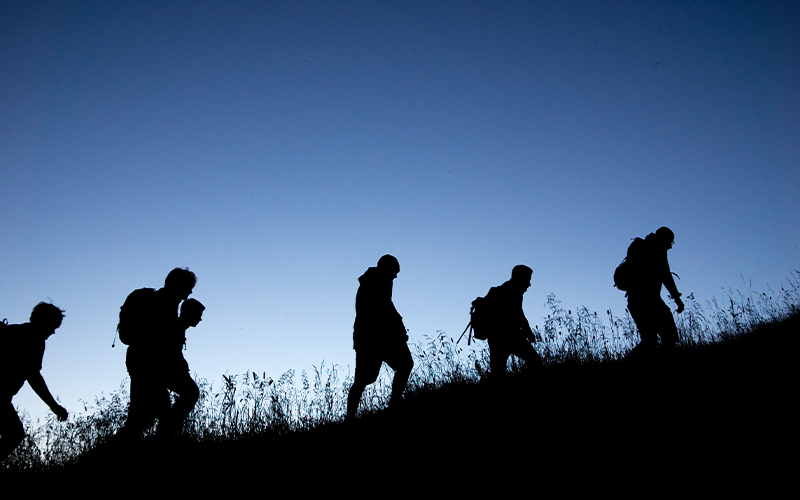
<box><xmin>2</xmin><ymin>323</ymin><xmax>42</xmax><ymax>353</ymax></box>
<box><xmin>358</xmin><ymin>267</ymin><xmax>381</xmax><ymax>284</ymax></box>
<box><xmin>152</xmin><ymin>288</ymin><xmax>176</xmax><ymax>308</ymax></box>
<box><xmin>3</xmin><ymin>322</ymin><xmax>31</xmax><ymax>335</ymax></box>
<box><xmin>489</xmin><ymin>282</ymin><xmax>513</xmax><ymax>299</ymax></box>
<box><xmin>498</xmin><ymin>281</ymin><xmax>514</xmax><ymax>292</ymax></box>
<box><xmin>643</xmin><ymin>233</ymin><xmax>661</xmax><ymax>250</ymax></box>
<box><xmin>1</xmin><ymin>323</ymin><xmax>21</xmax><ymax>349</ymax></box>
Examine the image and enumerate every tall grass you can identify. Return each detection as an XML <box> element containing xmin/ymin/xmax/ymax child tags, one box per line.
<box><xmin>3</xmin><ymin>271</ymin><xmax>798</xmax><ymax>473</ymax></box>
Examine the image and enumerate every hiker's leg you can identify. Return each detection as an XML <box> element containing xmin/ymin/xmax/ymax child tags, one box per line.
<box><xmin>511</xmin><ymin>337</ymin><xmax>544</xmax><ymax>370</ymax></box>
<box><xmin>655</xmin><ymin>299</ymin><xmax>678</xmax><ymax>352</ymax></box>
<box><xmin>385</xmin><ymin>343</ymin><xmax>413</xmax><ymax>406</ymax></box>
<box><xmin>626</xmin><ymin>298</ymin><xmax>658</xmax><ymax>360</ymax></box>
<box><xmin>346</xmin><ymin>381</ymin><xmax>367</xmax><ymax>421</ymax></box>
<box><xmin>118</xmin><ymin>375</ymin><xmax>168</xmax><ymax>440</ymax></box>
<box><xmin>488</xmin><ymin>338</ymin><xmax>511</xmax><ymax>377</ymax></box>
<box><xmin>347</xmin><ymin>350</ymin><xmax>381</xmax><ymax>420</ymax></box>
<box><xmin>0</xmin><ymin>401</ymin><xmax>25</xmax><ymax>461</ymax></box>
<box><xmin>159</xmin><ymin>369</ymin><xmax>199</xmax><ymax>439</ymax></box>
<box><xmin>627</xmin><ymin>329</ymin><xmax>657</xmax><ymax>360</ymax></box>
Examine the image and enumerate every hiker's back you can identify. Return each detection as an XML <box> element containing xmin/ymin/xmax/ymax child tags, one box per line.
<box><xmin>121</xmin><ymin>287</ymin><xmax>181</xmax><ymax>374</ymax></box>
<box><xmin>633</xmin><ymin>235</ymin><xmax>667</xmax><ymax>295</ymax></box>
<box><xmin>476</xmin><ymin>283</ymin><xmax>520</xmax><ymax>340</ymax></box>
<box><xmin>355</xmin><ymin>268</ymin><xmax>396</xmax><ymax>320</ymax></box>
<box><xmin>497</xmin><ymin>281</ymin><xmax>528</xmax><ymax>332</ymax></box>
<box><xmin>1</xmin><ymin>323</ymin><xmax>44</xmax><ymax>397</ymax></box>
<box><xmin>118</xmin><ymin>287</ymin><xmax>157</xmax><ymax>346</ymax></box>
<box><xmin>615</xmin><ymin>236</ymin><xmax>665</xmax><ymax>295</ymax></box>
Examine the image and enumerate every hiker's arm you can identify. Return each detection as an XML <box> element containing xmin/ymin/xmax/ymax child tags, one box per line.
<box><xmin>27</xmin><ymin>372</ymin><xmax>68</xmax><ymax>421</ymax></box>
<box><xmin>672</xmin><ymin>293</ymin><xmax>684</xmax><ymax>313</ymax></box>
<box><xmin>521</xmin><ymin>315</ymin><xmax>535</xmax><ymax>342</ymax></box>
<box><xmin>663</xmin><ymin>270</ymin><xmax>684</xmax><ymax>313</ymax></box>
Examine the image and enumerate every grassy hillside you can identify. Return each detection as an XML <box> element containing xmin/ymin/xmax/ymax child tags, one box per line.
<box><xmin>3</xmin><ymin>280</ymin><xmax>798</xmax><ymax>494</ymax></box>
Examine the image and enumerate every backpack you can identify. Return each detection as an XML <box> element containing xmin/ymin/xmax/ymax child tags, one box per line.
<box><xmin>457</xmin><ymin>287</ymin><xmax>500</xmax><ymax>345</ymax></box>
<box><xmin>614</xmin><ymin>237</ymin><xmax>647</xmax><ymax>292</ymax></box>
<box><xmin>116</xmin><ymin>288</ymin><xmax>157</xmax><ymax>346</ymax></box>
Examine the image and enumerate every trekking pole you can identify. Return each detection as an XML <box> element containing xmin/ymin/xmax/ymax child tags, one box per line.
<box><xmin>456</xmin><ymin>321</ymin><xmax>473</xmax><ymax>346</ymax></box>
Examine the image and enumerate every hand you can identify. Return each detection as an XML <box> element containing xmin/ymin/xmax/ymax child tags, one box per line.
<box><xmin>675</xmin><ymin>297</ymin><xmax>685</xmax><ymax>314</ymax></box>
<box><xmin>52</xmin><ymin>405</ymin><xmax>68</xmax><ymax>422</ymax></box>
<box><xmin>525</xmin><ymin>325</ymin><xmax>537</xmax><ymax>343</ymax></box>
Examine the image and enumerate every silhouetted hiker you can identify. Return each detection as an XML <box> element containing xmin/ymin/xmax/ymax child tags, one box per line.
<box><xmin>347</xmin><ymin>255</ymin><xmax>413</xmax><ymax>420</ymax></box>
<box><xmin>482</xmin><ymin>265</ymin><xmax>544</xmax><ymax>377</ymax></box>
<box><xmin>615</xmin><ymin>227</ymin><xmax>685</xmax><ymax>360</ymax></box>
<box><xmin>116</xmin><ymin>268</ymin><xmax>198</xmax><ymax>442</ymax></box>
<box><xmin>1</xmin><ymin>303</ymin><xmax>69</xmax><ymax>461</ymax></box>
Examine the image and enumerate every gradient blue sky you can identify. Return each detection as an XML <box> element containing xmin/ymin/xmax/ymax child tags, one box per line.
<box><xmin>3</xmin><ymin>1</ymin><xmax>798</xmax><ymax>424</ymax></box>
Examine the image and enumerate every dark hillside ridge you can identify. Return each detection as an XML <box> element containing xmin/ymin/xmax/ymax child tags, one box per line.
<box><xmin>10</xmin><ymin>313</ymin><xmax>797</xmax><ymax>493</ymax></box>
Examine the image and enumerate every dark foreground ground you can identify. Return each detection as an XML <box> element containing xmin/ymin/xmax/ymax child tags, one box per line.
<box><xmin>6</xmin><ymin>313</ymin><xmax>797</xmax><ymax>495</ymax></box>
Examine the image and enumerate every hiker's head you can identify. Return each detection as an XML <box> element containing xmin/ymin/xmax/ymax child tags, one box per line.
<box><xmin>511</xmin><ymin>265</ymin><xmax>533</xmax><ymax>291</ymax></box>
<box><xmin>180</xmin><ymin>298</ymin><xmax>205</xmax><ymax>327</ymax></box>
<box><xmin>30</xmin><ymin>302</ymin><xmax>65</xmax><ymax>337</ymax></box>
<box><xmin>655</xmin><ymin>227</ymin><xmax>675</xmax><ymax>250</ymax></box>
<box><xmin>377</xmin><ymin>254</ymin><xmax>400</xmax><ymax>279</ymax></box>
<box><xmin>165</xmin><ymin>268</ymin><xmax>196</xmax><ymax>300</ymax></box>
